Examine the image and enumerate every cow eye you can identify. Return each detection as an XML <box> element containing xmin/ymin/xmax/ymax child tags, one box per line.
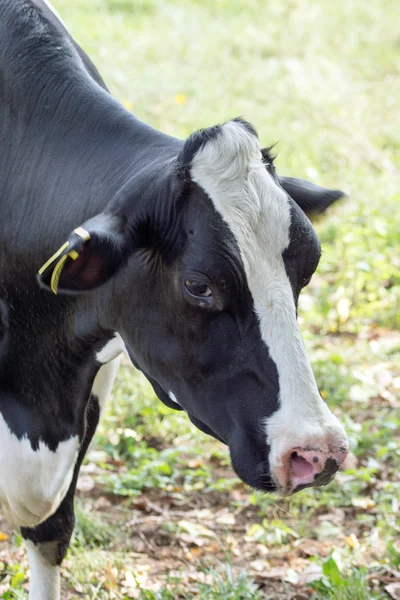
<box><xmin>184</xmin><ymin>279</ymin><xmax>212</xmax><ymax>298</ymax></box>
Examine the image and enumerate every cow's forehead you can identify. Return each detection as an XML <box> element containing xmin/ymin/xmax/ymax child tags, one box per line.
<box><xmin>190</xmin><ymin>120</ymin><xmax>292</xmax><ymax>274</ymax></box>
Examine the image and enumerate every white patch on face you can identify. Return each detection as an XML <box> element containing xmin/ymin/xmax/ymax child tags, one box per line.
<box><xmin>190</xmin><ymin>120</ymin><xmax>347</xmax><ymax>488</ymax></box>
<box><xmin>168</xmin><ymin>391</ymin><xmax>181</xmax><ymax>407</ymax></box>
<box><xmin>92</xmin><ymin>357</ymin><xmax>120</xmax><ymax>413</ymax></box>
<box><xmin>41</xmin><ymin>0</ymin><xmax>68</xmax><ymax>31</ymax></box>
<box><xmin>26</xmin><ymin>541</ymin><xmax>60</xmax><ymax>600</ymax></box>
<box><xmin>0</xmin><ymin>413</ymin><xmax>79</xmax><ymax>527</ymax></box>
<box><xmin>96</xmin><ymin>333</ymin><xmax>126</xmax><ymax>364</ymax></box>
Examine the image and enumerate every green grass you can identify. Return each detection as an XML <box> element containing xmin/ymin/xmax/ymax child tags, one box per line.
<box><xmin>2</xmin><ymin>0</ymin><xmax>400</xmax><ymax>598</ymax></box>
<box><xmin>74</xmin><ymin>499</ymin><xmax>118</xmax><ymax>549</ymax></box>
<box><xmin>310</xmin><ymin>558</ymin><xmax>372</xmax><ymax>600</ymax></box>
<box><xmin>138</xmin><ymin>565</ymin><xmax>263</xmax><ymax>600</ymax></box>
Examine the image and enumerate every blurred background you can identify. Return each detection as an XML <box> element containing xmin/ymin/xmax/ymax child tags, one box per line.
<box><xmin>1</xmin><ymin>0</ymin><xmax>399</xmax><ymax>598</ymax></box>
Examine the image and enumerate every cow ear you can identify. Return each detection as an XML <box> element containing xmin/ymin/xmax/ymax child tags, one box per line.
<box><xmin>37</xmin><ymin>213</ymin><xmax>130</xmax><ymax>294</ymax></box>
<box><xmin>278</xmin><ymin>176</ymin><xmax>345</xmax><ymax>216</ymax></box>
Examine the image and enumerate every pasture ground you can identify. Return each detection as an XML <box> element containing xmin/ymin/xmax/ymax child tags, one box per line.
<box><xmin>1</xmin><ymin>0</ymin><xmax>399</xmax><ymax>598</ymax></box>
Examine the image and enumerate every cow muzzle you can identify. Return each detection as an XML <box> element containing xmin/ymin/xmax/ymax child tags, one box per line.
<box><xmin>265</xmin><ymin>395</ymin><xmax>349</xmax><ymax>495</ymax></box>
<box><xmin>275</xmin><ymin>441</ymin><xmax>349</xmax><ymax>495</ymax></box>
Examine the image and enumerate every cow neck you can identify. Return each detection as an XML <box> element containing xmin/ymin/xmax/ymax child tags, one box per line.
<box><xmin>0</xmin><ymin>3</ymin><xmax>182</xmax><ymax>257</ymax></box>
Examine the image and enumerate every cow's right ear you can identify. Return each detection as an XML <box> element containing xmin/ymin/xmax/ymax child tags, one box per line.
<box><xmin>37</xmin><ymin>213</ymin><xmax>131</xmax><ymax>295</ymax></box>
<box><xmin>278</xmin><ymin>176</ymin><xmax>345</xmax><ymax>216</ymax></box>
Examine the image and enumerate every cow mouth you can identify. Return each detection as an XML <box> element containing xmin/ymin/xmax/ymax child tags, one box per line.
<box><xmin>230</xmin><ymin>455</ymin><xmax>276</xmax><ymax>492</ymax></box>
<box><xmin>229</xmin><ymin>432</ymin><xmax>277</xmax><ymax>492</ymax></box>
<box><xmin>186</xmin><ymin>417</ymin><xmax>275</xmax><ymax>491</ymax></box>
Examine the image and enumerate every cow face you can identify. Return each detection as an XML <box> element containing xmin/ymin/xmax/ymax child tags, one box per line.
<box><xmin>38</xmin><ymin>119</ymin><xmax>348</xmax><ymax>496</ymax></box>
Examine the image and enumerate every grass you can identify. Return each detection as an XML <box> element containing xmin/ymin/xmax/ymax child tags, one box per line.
<box><xmin>0</xmin><ymin>0</ymin><xmax>399</xmax><ymax>598</ymax></box>
<box><xmin>74</xmin><ymin>499</ymin><xmax>118</xmax><ymax>549</ymax></box>
<box><xmin>137</xmin><ymin>564</ymin><xmax>263</xmax><ymax>600</ymax></box>
<box><xmin>310</xmin><ymin>558</ymin><xmax>372</xmax><ymax>600</ymax></box>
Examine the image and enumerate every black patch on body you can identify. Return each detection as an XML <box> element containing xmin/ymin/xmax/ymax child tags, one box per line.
<box><xmin>0</xmin><ymin>273</ymin><xmax>102</xmax><ymax>450</ymax></box>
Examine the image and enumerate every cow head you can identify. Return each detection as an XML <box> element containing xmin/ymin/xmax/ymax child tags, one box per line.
<box><xmin>38</xmin><ymin>118</ymin><xmax>348</xmax><ymax>496</ymax></box>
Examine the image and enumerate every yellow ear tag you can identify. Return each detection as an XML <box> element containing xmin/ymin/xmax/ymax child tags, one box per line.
<box><xmin>38</xmin><ymin>228</ymin><xmax>91</xmax><ymax>295</ymax></box>
<box><xmin>73</xmin><ymin>227</ymin><xmax>91</xmax><ymax>242</ymax></box>
<box><xmin>49</xmin><ymin>248</ymin><xmax>80</xmax><ymax>294</ymax></box>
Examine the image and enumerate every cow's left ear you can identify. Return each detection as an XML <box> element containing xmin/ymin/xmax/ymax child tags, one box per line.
<box><xmin>37</xmin><ymin>213</ymin><xmax>130</xmax><ymax>294</ymax></box>
<box><xmin>278</xmin><ymin>176</ymin><xmax>345</xmax><ymax>216</ymax></box>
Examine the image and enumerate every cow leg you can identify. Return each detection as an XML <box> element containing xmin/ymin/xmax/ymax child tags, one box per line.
<box><xmin>21</xmin><ymin>398</ymin><xmax>99</xmax><ymax>600</ymax></box>
<box><xmin>25</xmin><ymin>540</ymin><xmax>61</xmax><ymax>600</ymax></box>
<box><xmin>21</xmin><ymin>358</ymin><xmax>120</xmax><ymax>600</ymax></box>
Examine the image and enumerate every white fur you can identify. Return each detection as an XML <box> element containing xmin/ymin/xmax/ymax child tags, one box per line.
<box><xmin>0</xmin><ymin>413</ymin><xmax>79</xmax><ymax>527</ymax></box>
<box><xmin>96</xmin><ymin>333</ymin><xmax>126</xmax><ymax>364</ymax></box>
<box><xmin>92</xmin><ymin>357</ymin><xmax>120</xmax><ymax>413</ymax></box>
<box><xmin>94</xmin><ymin>334</ymin><xmax>124</xmax><ymax>413</ymax></box>
<box><xmin>26</xmin><ymin>541</ymin><xmax>60</xmax><ymax>600</ymax></box>
<box><xmin>190</xmin><ymin>120</ymin><xmax>347</xmax><ymax>485</ymax></box>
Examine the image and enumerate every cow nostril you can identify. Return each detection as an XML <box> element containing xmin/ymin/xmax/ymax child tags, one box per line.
<box><xmin>290</xmin><ymin>452</ymin><xmax>314</xmax><ymax>479</ymax></box>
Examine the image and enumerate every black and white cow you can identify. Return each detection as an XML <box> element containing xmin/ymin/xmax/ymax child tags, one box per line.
<box><xmin>0</xmin><ymin>0</ymin><xmax>348</xmax><ymax>597</ymax></box>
